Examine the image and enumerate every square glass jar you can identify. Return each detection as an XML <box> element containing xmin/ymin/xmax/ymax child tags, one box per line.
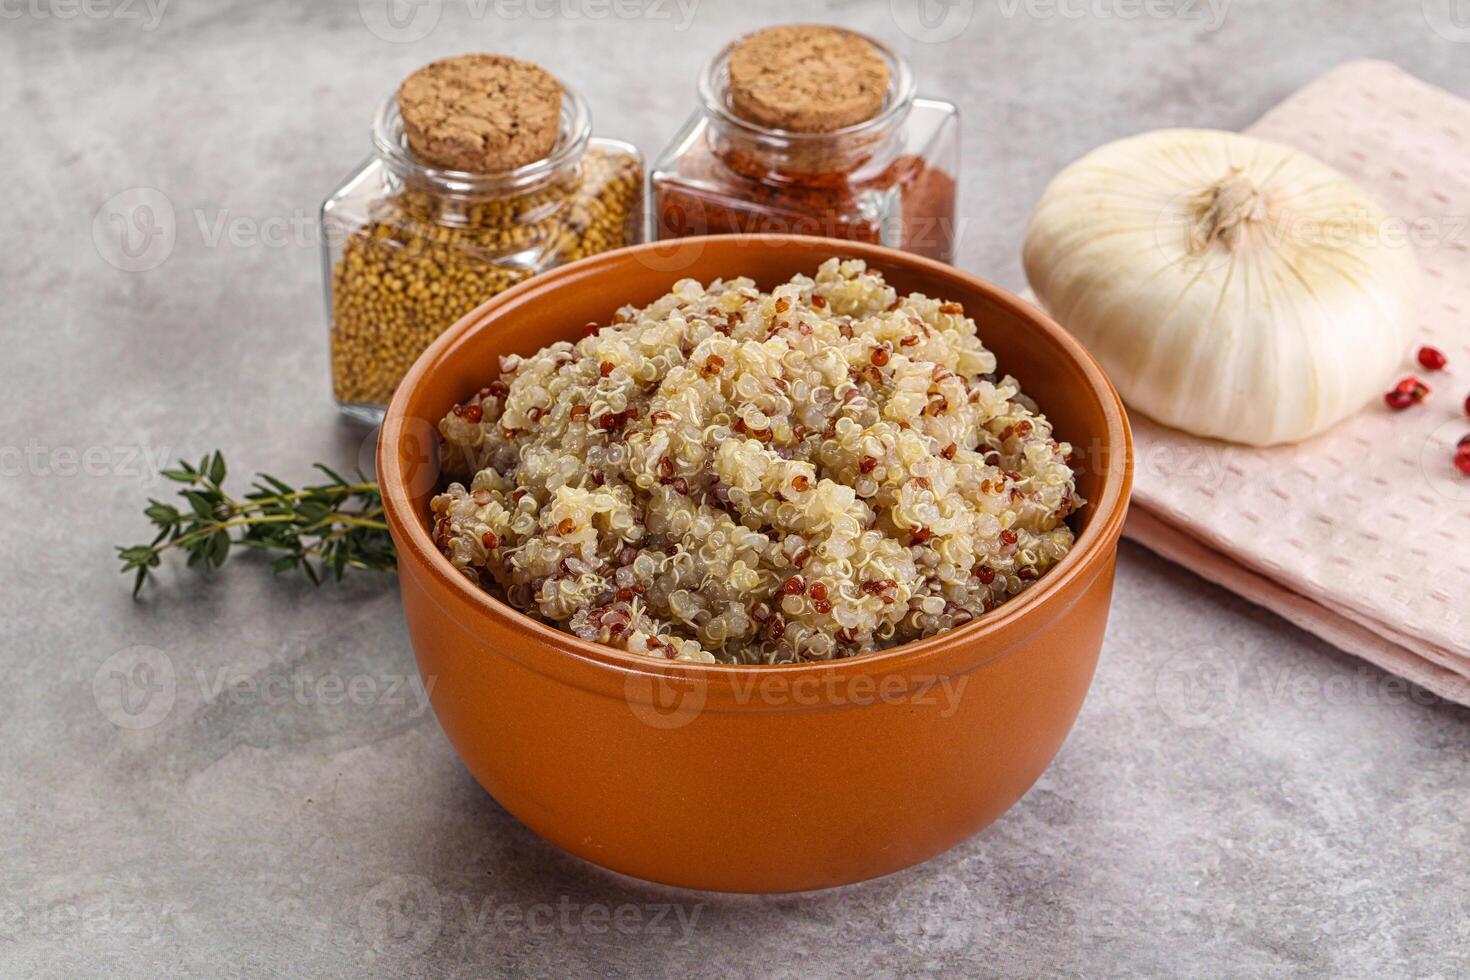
<box><xmin>651</xmin><ymin>35</ymin><xmax>958</xmax><ymax>263</ymax></box>
<box><xmin>321</xmin><ymin>84</ymin><xmax>643</xmax><ymax>423</ymax></box>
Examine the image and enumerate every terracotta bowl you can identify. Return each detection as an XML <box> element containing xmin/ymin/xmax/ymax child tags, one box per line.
<box><xmin>378</xmin><ymin>235</ymin><xmax>1133</xmax><ymax>893</ymax></box>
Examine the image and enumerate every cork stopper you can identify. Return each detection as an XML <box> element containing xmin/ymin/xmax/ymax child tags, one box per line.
<box><xmin>397</xmin><ymin>54</ymin><xmax>563</xmax><ymax>173</ymax></box>
<box><xmin>726</xmin><ymin>25</ymin><xmax>890</xmax><ymax>133</ymax></box>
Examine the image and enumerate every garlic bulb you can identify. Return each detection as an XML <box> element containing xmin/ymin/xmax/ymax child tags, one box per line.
<box><xmin>1024</xmin><ymin>129</ymin><xmax>1419</xmax><ymax>446</ymax></box>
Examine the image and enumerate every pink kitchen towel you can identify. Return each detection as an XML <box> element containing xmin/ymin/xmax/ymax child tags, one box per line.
<box><xmin>1089</xmin><ymin>62</ymin><xmax>1470</xmax><ymax>704</ymax></box>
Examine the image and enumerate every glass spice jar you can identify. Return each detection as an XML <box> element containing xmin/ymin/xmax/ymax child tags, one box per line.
<box><xmin>651</xmin><ymin>28</ymin><xmax>959</xmax><ymax>262</ymax></box>
<box><xmin>320</xmin><ymin>74</ymin><xmax>644</xmax><ymax>423</ymax></box>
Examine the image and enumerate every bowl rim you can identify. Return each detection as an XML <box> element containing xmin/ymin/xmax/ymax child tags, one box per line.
<box><xmin>378</xmin><ymin>234</ymin><xmax>1133</xmax><ymax>682</ymax></box>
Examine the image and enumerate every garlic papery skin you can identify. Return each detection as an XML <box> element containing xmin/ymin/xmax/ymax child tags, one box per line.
<box><xmin>1024</xmin><ymin>129</ymin><xmax>1420</xmax><ymax>446</ymax></box>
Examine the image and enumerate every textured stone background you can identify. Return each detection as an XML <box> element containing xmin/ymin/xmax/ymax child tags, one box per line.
<box><xmin>3</xmin><ymin>1</ymin><xmax>1469</xmax><ymax>976</ymax></box>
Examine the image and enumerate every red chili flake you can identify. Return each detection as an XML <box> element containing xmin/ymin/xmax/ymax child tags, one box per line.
<box><xmin>671</xmin><ymin>477</ymin><xmax>689</xmax><ymax>495</ymax></box>
<box><xmin>939</xmin><ymin>302</ymin><xmax>964</xmax><ymax>315</ymax></box>
<box><xmin>911</xmin><ymin>528</ymin><xmax>933</xmax><ymax>545</ymax></box>
<box><xmin>941</xmin><ymin>443</ymin><xmax>957</xmax><ymax>460</ymax></box>
<box><xmin>791</xmin><ymin>548</ymin><xmax>812</xmax><ymax>568</ymax></box>
<box><xmin>810</xmin><ymin>582</ymin><xmax>828</xmax><ymax>602</ymax></box>
<box><xmin>600</xmin><ymin>361</ymin><xmax>614</xmax><ymax>377</ymax></box>
<box><xmin>774</xmin><ymin>297</ymin><xmax>791</xmax><ymax>314</ymax></box>
<box><xmin>768</xmin><ymin>615</ymin><xmax>786</xmax><ymax>641</ymax></box>
<box><xmin>557</xmin><ymin>518</ymin><xmax>575</xmax><ymax>536</ymax></box>
<box><xmin>792</xmin><ymin>474</ymin><xmax>811</xmax><ymax>492</ymax></box>
<box><xmin>702</xmin><ymin>355</ymin><xmax>725</xmax><ymax>377</ymax></box>
<box><xmin>1018</xmin><ymin>567</ymin><xmax>1039</xmax><ymax>581</ymax></box>
<box><xmin>859</xmin><ymin>456</ymin><xmax>878</xmax><ymax>474</ymax></box>
<box><xmin>813</xmin><ymin>597</ymin><xmax>833</xmax><ymax>614</ymax></box>
<box><xmin>1418</xmin><ymin>346</ymin><xmax>1448</xmax><ymax>371</ymax></box>
<box><xmin>977</xmin><ymin>566</ymin><xmax>996</xmax><ymax>585</ymax></box>
<box><xmin>811</xmin><ymin>294</ymin><xmax>826</xmax><ymax>308</ymax></box>
<box><xmin>1001</xmin><ymin>529</ymin><xmax>1019</xmax><ymax>546</ymax></box>
<box><xmin>871</xmin><ymin>347</ymin><xmax>890</xmax><ymax>367</ymax></box>
<box><xmin>583</xmin><ymin>321</ymin><xmax>600</xmax><ymax>337</ymax></box>
<box><xmin>783</xmin><ymin>575</ymin><xmax>805</xmax><ymax>596</ymax></box>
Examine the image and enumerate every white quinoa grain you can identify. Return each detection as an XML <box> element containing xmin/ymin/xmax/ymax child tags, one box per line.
<box><xmin>431</xmin><ymin>258</ymin><xmax>1083</xmax><ymax>664</ymax></box>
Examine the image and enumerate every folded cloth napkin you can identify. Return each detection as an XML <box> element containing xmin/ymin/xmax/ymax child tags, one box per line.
<box><xmin>1032</xmin><ymin>61</ymin><xmax>1470</xmax><ymax>705</ymax></box>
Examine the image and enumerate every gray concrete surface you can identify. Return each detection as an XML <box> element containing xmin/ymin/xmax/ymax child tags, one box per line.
<box><xmin>4</xmin><ymin>1</ymin><xmax>1470</xmax><ymax>976</ymax></box>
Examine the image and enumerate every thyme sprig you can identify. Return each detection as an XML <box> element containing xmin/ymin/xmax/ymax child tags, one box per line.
<box><xmin>118</xmin><ymin>451</ymin><xmax>395</xmax><ymax>597</ymax></box>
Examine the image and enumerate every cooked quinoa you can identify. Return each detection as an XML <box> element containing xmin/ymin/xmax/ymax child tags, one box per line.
<box><xmin>430</xmin><ymin>258</ymin><xmax>1082</xmax><ymax>664</ymax></box>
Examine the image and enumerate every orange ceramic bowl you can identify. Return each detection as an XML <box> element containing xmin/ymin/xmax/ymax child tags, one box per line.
<box><xmin>378</xmin><ymin>235</ymin><xmax>1132</xmax><ymax>893</ymax></box>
